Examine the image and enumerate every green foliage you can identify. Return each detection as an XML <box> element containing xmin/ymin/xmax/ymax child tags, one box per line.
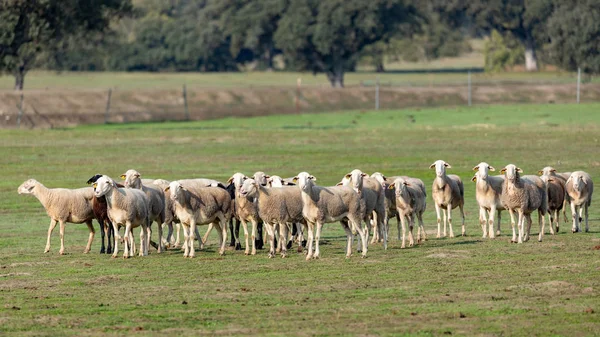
<box><xmin>484</xmin><ymin>30</ymin><xmax>524</xmax><ymax>72</ymax></box>
<box><xmin>547</xmin><ymin>0</ymin><xmax>600</xmax><ymax>75</ymax></box>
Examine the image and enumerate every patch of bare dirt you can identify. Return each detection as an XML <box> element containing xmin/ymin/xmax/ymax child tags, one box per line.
<box><xmin>86</xmin><ymin>275</ymin><xmax>121</xmax><ymax>286</ymax></box>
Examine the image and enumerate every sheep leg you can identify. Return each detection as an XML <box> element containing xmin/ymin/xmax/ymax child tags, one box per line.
<box><xmin>479</xmin><ymin>207</ymin><xmax>487</xmax><ymax>238</ymax></box>
<box><xmin>157</xmin><ymin>217</ymin><xmax>165</xmax><ymax>253</ymax></box>
<box><xmin>84</xmin><ymin>220</ymin><xmax>95</xmax><ymax>254</ymax></box>
<box><xmin>354</xmin><ymin>219</ymin><xmax>368</xmax><ymax>258</ymax></box>
<box><xmin>570</xmin><ymin>202</ymin><xmax>579</xmax><ymax>233</ymax></box>
<box><xmin>279</xmin><ymin>222</ymin><xmax>289</xmax><ymax>258</ymax></box>
<box><xmin>264</xmin><ymin>222</ymin><xmax>276</xmax><ymax>258</ymax></box>
<box><xmin>435</xmin><ymin>204</ymin><xmax>442</xmax><ymax>238</ymax></box>
<box><xmin>188</xmin><ymin>222</ymin><xmax>196</xmax><ymax>258</ymax></box>
<box><xmin>396</xmin><ymin>213</ymin><xmax>403</xmax><ymax>241</ymax></box>
<box><xmin>181</xmin><ymin>225</ymin><xmax>190</xmax><ymax>257</ymax></box>
<box><xmin>547</xmin><ymin>211</ymin><xmax>555</xmax><ymax>235</ymax></box>
<box><xmin>517</xmin><ymin>211</ymin><xmax>525</xmax><ymax>244</ymax></box>
<box><xmin>446</xmin><ymin>205</ymin><xmax>455</xmax><ymax>238</ymax></box>
<box><xmin>174</xmin><ymin>222</ymin><xmax>181</xmax><ymax>248</ymax></box>
<box><xmin>408</xmin><ymin>214</ymin><xmax>415</xmax><ymax>247</ymax></box>
<box><xmin>496</xmin><ymin>209</ymin><xmax>502</xmax><ymax>237</ymax></box>
<box><xmin>201</xmin><ymin>224</ymin><xmax>212</xmax><ymax>250</ymax></box>
<box><xmin>509</xmin><ymin>209</ymin><xmax>517</xmax><ymax>243</ymax></box>
<box><xmin>399</xmin><ymin>213</ymin><xmax>407</xmax><ymax>249</ymax></box>
<box><xmin>98</xmin><ymin>219</ymin><xmax>106</xmax><ymax>254</ymax></box>
<box><xmin>123</xmin><ymin>223</ymin><xmax>132</xmax><ymax>258</ymax></box>
<box><xmin>381</xmin><ymin>212</ymin><xmax>388</xmax><ymax>250</ymax></box>
<box><xmin>57</xmin><ymin>220</ymin><xmax>67</xmax><ymax>255</ymax></box>
<box><xmin>459</xmin><ymin>204</ymin><xmax>466</xmax><ymax>236</ymax></box>
<box><xmin>106</xmin><ymin>220</ymin><xmax>114</xmax><ymax>254</ymax></box>
<box><xmin>313</xmin><ymin>221</ymin><xmax>324</xmax><ymax>259</ymax></box>
<box><xmin>256</xmin><ymin>222</ymin><xmax>264</xmax><ymax>250</ymax></box>
<box><xmin>275</xmin><ymin>223</ymin><xmax>282</xmax><ymax>254</ymax></box>
<box><xmin>111</xmin><ymin>222</ymin><xmax>120</xmax><ymax>258</ymax></box>
<box><xmin>44</xmin><ymin>219</ymin><xmax>58</xmax><ymax>253</ymax></box>
<box><xmin>342</xmin><ymin>222</ymin><xmax>353</xmax><ymax>258</ymax></box>
<box><xmin>295</xmin><ymin>222</ymin><xmax>304</xmax><ymax>253</ymax></box>
<box><xmin>538</xmin><ymin>210</ymin><xmax>545</xmax><ymax>242</ymax></box>
<box><xmin>584</xmin><ymin>203</ymin><xmax>589</xmax><ymax>233</ymax></box>
<box><xmin>305</xmin><ymin>221</ymin><xmax>315</xmax><ymax>261</ymax></box>
<box><xmin>240</xmin><ymin>219</ymin><xmax>250</xmax><ymax>255</ymax></box>
<box><xmin>417</xmin><ymin>211</ymin><xmax>426</xmax><ymax>243</ymax></box>
<box><xmin>488</xmin><ymin>207</ymin><xmax>496</xmax><ymax>239</ymax></box>
<box><xmin>250</xmin><ymin>219</ymin><xmax>258</xmax><ymax>255</ymax></box>
<box><xmin>217</xmin><ymin>215</ymin><xmax>227</xmax><ymax>255</ymax></box>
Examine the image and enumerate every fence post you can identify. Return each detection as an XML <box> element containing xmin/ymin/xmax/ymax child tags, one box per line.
<box><xmin>577</xmin><ymin>67</ymin><xmax>581</xmax><ymax>104</ymax></box>
<box><xmin>16</xmin><ymin>92</ymin><xmax>24</xmax><ymax>128</ymax></box>
<box><xmin>183</xmin><ymin>84</ymin><xmax>189</xmax><ymax>121</ymax></box>
<box><xmin>468</xmin><ymin>71</ymin><xmax>472</xmax><ymax>107</ymax></box>
<box><xmin>375</xmin><ymin>76</ymin><xmax>380</xmax><ymax>110</ymax></box>
<box><xmin>104</xmin><ymin>88</ymin><xmax>112</xmax><ymax>124</ymax></box>
<box><xmin>296</xmin><ymin>77</ymin><xmax>301</xmax><ymax>113</ymax></box>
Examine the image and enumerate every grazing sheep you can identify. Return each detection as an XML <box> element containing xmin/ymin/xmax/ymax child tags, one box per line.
<box><xmin>18</xmin><ymin>179</ymin><xmax>96</xmax><ymax>255</ymax></box>
<box><xmin>239</xmin><ymin>178</ymin><xmax>304</xmax><ymax>258</ymax></box>
<box><xmin>294</xmin><ymin>172</ymin><xmax>367</xmax><ymax>260</ymax></box>
<box><xmin>565</xmin><ymin>171</ymin><xmax>594</xmax><ymax>233</ymax></box>
<box><xmin>86</xmin><ymin>174</ymin><xmax>118</xmax><ymax>254</ymax></box>
<box><xmin>228</xmin><ymin>173</ymin><xmax>261</xmax><ymax>255</ymax></box>
<box><xmin>538</xmin><ymin>166</ymin><xmax>571</xmax><ymax>227</ymax></box>
<box><xmin>538</xmin><ymin>175</ymin><xmax>566</xmax><ymax>235</ymax></box>
<box><xmin>121</xmin><ymin>169</ymin><xmax>167</xmax><ymax>253</ymax></box>
<box><xmin>388</xmin><ymin>177</ymin><xmax>427</xmax><ymax>248</ymax></box>
<box><xmin>92</xmin><ymin>175</ymin><xmax>149</xmax><ymax>258</ymax></box>
<box><xmin>166</xmin><ymin>181</ymin><xmax>231</xmax><ymax>257</ymax></box>
<box><xmin>429</xmin><ymin>160</ymin><xmax>466</xmax><ymax>238</ymax></box>
<box><xmin>343</xmin><ymin>169</ymin><xmax>387</xmax><ymax>250</ymax></box>
<box><xmin>500</xmin><ymin>165</ymin><xmax>547</xmax><ymax>243</ymax></box>
<box><xmin>472</xmin><ymin>162</ymin><xmax>505</xmax><ymax>238</ymax></box>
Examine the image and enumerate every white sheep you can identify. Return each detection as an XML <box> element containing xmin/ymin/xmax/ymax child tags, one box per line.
<box><xmin>500</xmin><ymin>165</ymin><xmax>547</xmax><ymax>243</ymax></box>
<box><xmin>430</xmin><ymin>160</ymin><xmax>465</xmax><ymax>238</ymax></box>
<box><xmin>166</xmin><ymin>181</ymin><xmax>231</xmax><ymax>257</ymax></box>
<box><xmin>294</xmin><ymin>172</ymin><xmax>367</xmax><ymax>260</ymax></box>
<box><xmin>565</xmin><ymin>171</ymin><xmax>593</xmax><ymax>233</ymax></box>
<box><xmin>388</xmin><ymin>177</ymin><xmax>427</xmax><ymax>248</ymax></box>
<box><xmin>18</xmin><ymin>179</ymin><xmax>96</xmax><ymax>255</ymax></box>
<box><xmin>472</xmin><ymin>162</ymin><xmax>505</xmax><ymax>238</ymax></box>
<box><xmin>267</xmin><ymin>175</ymin><xmax>305</xmax><ymax>251</ymax></box>
<box><xmin>92</xmin><ymin>175</ymin><xmax>149</xmax><ymax>258</ymax></box>
<box><xmin>227</xmin><ymin>173</ymin><xmax>261</xmax><ymax>255</ymax></box>
<box><xmin>121</xmin><ymin>169</ymin><xmax>166</xmax><ymax>253</ymax></box>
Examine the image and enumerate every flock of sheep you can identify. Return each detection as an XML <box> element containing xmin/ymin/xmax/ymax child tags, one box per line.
<box><xmin>17</xmin><ymin>161</ymin><xmax>594</xmax><ymax>259</ymax></box>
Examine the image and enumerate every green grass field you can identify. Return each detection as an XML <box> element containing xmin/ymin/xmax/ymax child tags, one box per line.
<box><xmin>1</xmin><ymin>103</ymin><xmax>599</xmax><ymax>336</ymax></box>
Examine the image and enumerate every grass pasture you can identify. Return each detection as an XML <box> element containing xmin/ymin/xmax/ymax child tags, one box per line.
<box><xmin>1</xmin><ymin>103</ymin><xmax>600</xmax><ymax>336</ymax></box>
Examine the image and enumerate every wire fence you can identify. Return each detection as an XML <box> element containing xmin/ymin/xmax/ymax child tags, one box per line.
<box><xmin>0</xmin><ymin>69</ymin><xmax>597</xmax><ymax>129</ymax></box>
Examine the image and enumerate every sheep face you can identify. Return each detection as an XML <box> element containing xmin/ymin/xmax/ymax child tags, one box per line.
<box><xmin>500</xmin><ymin>164</ymin><xmax>522</xmax><ymax>183</ymax></box>
<box><xmin>473</xmin><ymin>162</ymin><xmax>495</xmax><ymax>179</ymax></box>
<box><xmin>121</xmin><ymin>169</ymin><xmax>141</xmax><ymax>188</ymax></box>
<box><xmin>18</xmin><ymin>179</ymin><xmax>38</xmax><ymax>195</ymax></box>
<box><xmin>239</xmin><ymin>178</ymin><xmax>258</xmax><ymax>198</ymax></box>
<box><xmin>390</xmin><ymin>178</ymin><xmax>408</xmax><ymax>197</ymax></box>
<box><xmin>430</xmin><ymin>160</ymin><xmax>451</xmax><ymax>177</ymax></box>
<box><xmin>253</xmin><ymin>172</ymin><xmax>270</xmax><ymax>187</ymax></box>
<box><xmin>568</xmin><ymin>173</ymin><xmax>587</xmax><ymax>192</ymax></box>
<box><xmin>538</xmin><ymin>166</ymin><xmax>556</xmax><ymax>176</ymax></box>
<box><xmin>346</xmin><ymin>169</ymin><xmax>367</xmax><ymax>194</ymax></box>
<box><xmin>295</xmin><ymin>172</ymin><xmax>316</xmax><ymax>193</ymax></box>
<box><xmin>93</xmin><ymin>175</ymin><xmax>114</xmax><ymax>198</ymax></box>
<box><xmin>370</xmin><ymin>172</ymin><xmax>386</xmax><ymax>186</ymax></box>
<box><xmin>228</xmin><ymin>173</ymin><xmax>248</xmax><ymax>190</ymax></box>
<box><xmin>268</xmin><ymin>175</ymin><xmax>285</xmax><ymax>188</ymax></box>
<box><xmin>167</xmin><ymin>181</ymin><xmax>185</xmax><ymax>202</ymax></box>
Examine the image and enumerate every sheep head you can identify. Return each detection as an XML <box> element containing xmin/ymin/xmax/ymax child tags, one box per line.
<box><xmin>430</xmin><ymin>160</ymin><xmax>451</xmax><ymax>177</ymax></box>
<box><xmin>267</xmin><ymin>175</ymin><xmax>285</xmax><ymax>188</ymax></box>
<box><xmin>252</xmin><ymin>172</ymin><xmax>270</xmax><ymax>187</ymax></box>
<box><xmin>567</xmin><ymin>172</ymin><xmax>587</xmax><ymax>192</ymax></box>
<box><xmin>239</xmin><ymin>178</ymin><xmax>258</xmax><ymax>198</ymax></box>
<box><xmin>229</xmin><ymin>172</ymin><xmax>248</xmax><ymax>191</ymax></box>
<box><xmin>538</xmin><ymin>166</ymin><xmax>556</xmax><ymax>176</ymax></box>
<box><xmin>166</xmin><ymin>181</ymin><xmax>186</xmax><ymax>202</ymax></box>
<box><xmin>500</xmin><ymin>164</ymin><xmax>522</xmax><ymax>182</ymax></box>
<box><xmin>121</xmin><ymin>169</ymin><xmax>142</xmax><ymax>189</ymax></box>
<box><xmin>473</xmin><ymin>162</ymin><xmax>495</xmax><ymax>179</ymax></box>
<box><xmin>294</xmin><ymin>172</ymin><xmax>316</xmax><ymax>193</ymax></box>
<box><xmin>345</xmin><ymin>169</ymin><xmax>367</xmax><ymax>194</ymax></box>
<box><xmin>93</xmin><ymin>175</ymin><xmax>115</xmax><ymax>198</ymax></box>
<box><xmin>389</xmin><ymin>178</ymin><xmax>409</xmax><ymax>197</ymax></box>
<box><xmin>18</xmin><ymin>179</ymin><xmax>39</xmax><ymax>195</ymax></box>
<box><xmin>370</xmin><ymin>172</ymin><xmax>387</xmax><ymax>186</ymax></box>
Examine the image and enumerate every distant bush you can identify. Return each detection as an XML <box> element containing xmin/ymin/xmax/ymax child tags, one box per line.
<box><xmin>484</xmin><ymin>30</ymin><xmax>524</xmax><ymax>72</ymax></box>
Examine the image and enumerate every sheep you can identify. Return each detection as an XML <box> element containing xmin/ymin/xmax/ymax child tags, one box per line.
<box><xmin>239</xmin><ymin>178</ymin><xmax>304</xmax><ymax>258</ymax></box>
<box><xmin>565</xmin><ymin>171</ymin><xmax>594</xmax><ymax>233</ymax></box>
<box><xmin>268</xmin><ymin>175</ymin><xmax>305</xmax><ymax>250</ymax></box>
<box><xmin>388</xmin><ymin>177</ymin><xmax>427</xmax><ymax>248</ymax></box>
<box><xmin>429</xmin><ymin>160</ymin><xmax>466</xmax><ymax>238</ymax></box>
<box><xmin>92</xmin><ymin>175</ymin><xmax>149</xmax><ymax>258</ymax></box>
<box><xmin>471</xmin><ymin>162</ymin><xmax>505</xmax><ymax>238</ymax></box>
<box><xmin>121</xmin><ymin>169</ymin><xmax>166</xmax><ymax>253</ymax></box>
<box><xmin>86</xmin><ymin>174</ymin><xmax>119</xmax><ymax>254</ymax></box>
<box><xmin>165</xmin><ymin>181</ymin><xmax>231</xmax><ymax>257</ymax></box>
<box><xmin>500</xmin><ymin>165</ymin><xmax>547</xmax><ymax>243</ymax></box>
<box><xmin>343</xmin><ymin>169</ymin><xmax>387</xmax><ymax>250</ymax></box>
<box><xmin>227</xmin><ymin>173</ymin><xmax>261</xmax><ymax>255</ymax></box>
<box><xmin>294</xmin><ymin>172</ymin><xmax>367</xmax><ymax>260</ymax></box>
<box><xmin>18</xmin><ymin>179</ymin><xmax>96</xmax><ymax>255</ymax></box>
<box><xmin>538</xmin><ymin>175</ymin><xmax>566</xmax><ymax>235</ymax></box>
<box><xmin>538</xmin><ymin>166</ymin><xmax>571</xmax><ymax>227</ymax></box>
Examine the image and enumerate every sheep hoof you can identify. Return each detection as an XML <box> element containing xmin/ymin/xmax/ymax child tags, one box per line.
<box><xmin>361</xmin><ymin>254</ymin><xmax>367</xmax><ymax>259</ymax></box>
<box><xmin>59</xmin><ymin>250</ymin><xmax>65</xmax><ymax>255</ymax></box>
<box><xmin>345</xmin><ymin>255</ymin><xmax>351</xmax><ymax>259</ymax></box>
<box><xmin>297</xmin><ymin>246</ymin><xmax>303</xmax><ymax>253</ymax></box>
<box><xmin>268</xmin><ymin>253</ymin><xmax>274</xmax><ymax>259</ymax></box>
<box><xmin>251</xmin><ymin>251</ymin><xmax>256</xmax><ymax>256</ymax></box>
<box><xmin>305</xmin><ymin>255</ymin><xmax>312</xmax><ymax>261</ymax></box>
<box><xmin>245</xmin><ymin>251</ymin><xmax>249</xmax><ymax>256</ymax></box>
<box><xmin>281</xmin><ymin>254</ymin><xmax>287</xmax><ymax>259</ymax></box>
<box><xmin>401</xmin><ymin>245</ymin><xmax>405</xmax><ymax>249</ymax></box>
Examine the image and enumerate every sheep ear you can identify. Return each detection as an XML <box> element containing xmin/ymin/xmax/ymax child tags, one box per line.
<box><xmin>227</xmin><ymin>177</ymin><xmax>234</xmax><ymax>184</ymax></box>
<box><xmin>345</xmin><ymin>173</ymin><xmax>351</xmax><ymax>179</ymax></box>
<box><xmin>472</xmin><ymin>165</ymin><xmax>479</xmax><ymax>172</ymax></box>
<box><xmin>292</xmin><ymin>176</ymin><xmax>298</xmax><ymax>182</ymax></box>
<box><xmin>381</xmin><ymin>175</ymin><xmax>388</xmax><ymax>181</ymax></box>
<box><xmin>120</xmin><ymin>174</ymin><xmax>126</xmax><ymax>179</ymax></box>
<box><xmin>471</xmin><ymin>176</ymin><xmax>477</xmax><ymax>182</ymax></box>
<box><xmin>336</xmin><ymin>182</ymin><xmax>343</xmax><ymax>186</ymax></box>
<box><xmin>444</xmin><ymin>163</ymin><xmax>452</xmax><ymax>168</ymax></box>
<box><xmin>388</xmin><ymin>183</ymin><xmax>395</xmax><ymax>189</ymax></box>
<box><xmin>566</xmin><ymin>176</ymin><xmax>572</xmax><ymax>183</ymax></box>
<box><xmin>489</xmin><ymin>166</ymin><xmax>495</xmax><ymax>171</ymax></box>
<box><xmin>164</xmin><ymin>186</ymin><xmax>170</xmax><ymax>192</ymax></box>
<box><xmin>537</xmin><ymin>170</ymin><xmax>543</xmax><ymax>175</ymax></box>
<box><xmin>583</xmin><ymin>178</ymin><xmax>588</xmax><ymax>185</ymax></box>
<box><xmin>361</xmin><ymin>173</ymin><xmax>368</xmax><ymax>177</ymax></box>
<box><xmin>264</xmin><ymin>175</ymin><xmax>270</xmax><ymax>179</ymax></box>
<box><xmin>309</xmin><ymin>175</ymin><xmax>316</xmax><ymax>181</ymax></box>
<box><xmin>403</xmin><ymin>181</ymin><xmax>409</xmax><ymax>186</ymax></box>
<box><xmin>429</xmin><ymin>163</ymin><xmax>436</xmax><ymax>169</ymax></box>
<box><xmin>516</xmin><ymin>167</ymin><xmax>523</xmax><ymax>173</ymax></box>
<box><xmin>500</xmin><ymin>168</ymin><xmax>507</xmax><ymax>174</ymax></box>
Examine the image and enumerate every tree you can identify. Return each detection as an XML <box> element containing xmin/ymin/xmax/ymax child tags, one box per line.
<box><xmin>274</xmin><ymin>0</ymin><xmax>421</xmax><ymax>87</ymax></box>
<box><xmin>0</xmin><ymin>0</ymin><xmax>132</xmax><ymax>90</ymax></box>
<box><xmin>547</xmin><ymin>0</ymin><xmax>600</xmax><ymax>75</ymax></box>
<box><xmin>459</xmin><ymin>0</ymin><xmax>554</xmax><ymax>72</ymax></box>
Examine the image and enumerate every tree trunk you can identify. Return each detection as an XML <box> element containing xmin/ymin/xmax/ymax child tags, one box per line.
<box><xmin>326</xmin><ymin>62</ymin><xmax>344</xmax><ymax>88</ymax></box>
<box><xmin>264</xmin><ymin>47</ymin><xmax>274</xmax><ymax>72</ymax></box>
<box><xmin>376</xmin><ymin>61</ymin><xmax>385</xmax><ymax>73</ymax></box>
<box><xmin>524</xmin><ymin>33</ymin><xmax>538</xmax><ymax>72</ymax></box>
<box><xmin>14</xmin><ymin>65</ymin><xmax>25</xmax><ymax>91</ymax></box>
